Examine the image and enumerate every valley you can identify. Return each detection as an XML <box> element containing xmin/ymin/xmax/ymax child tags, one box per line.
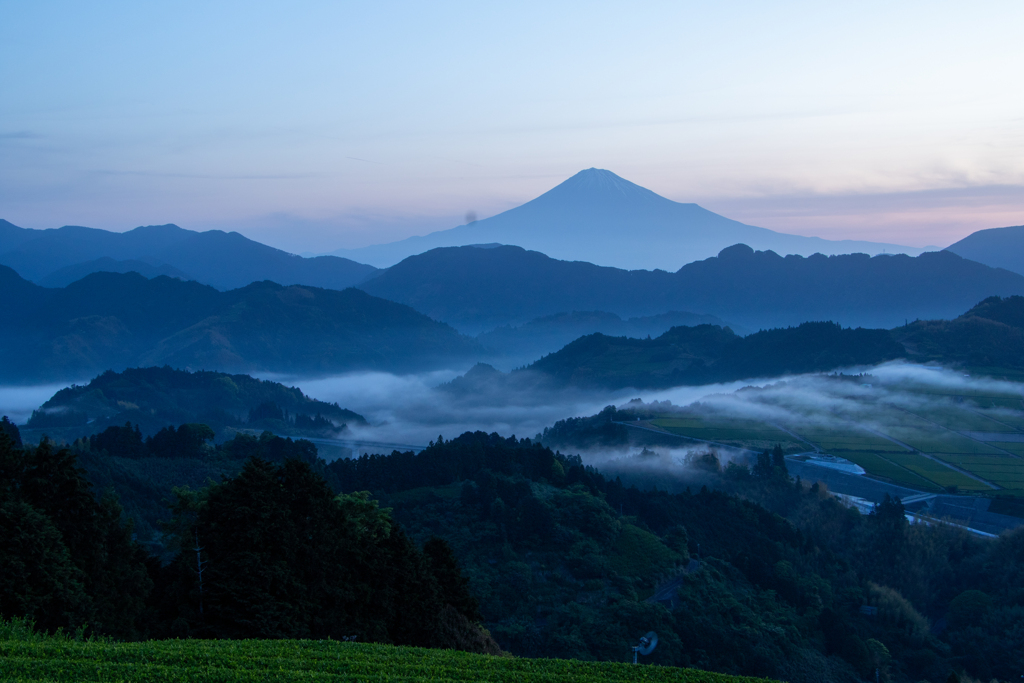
<box><xmin>8</xmin><ymin>7</ymin><xmax>1024</xmax><ymax>681</ymax></box>
<box><xmin>4</xmin><ymin>177</ymin><xmax>1024</xmax><ymax>683</ymax></box>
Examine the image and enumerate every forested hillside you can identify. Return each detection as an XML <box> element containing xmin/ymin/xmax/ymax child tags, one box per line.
<box><xmin>0</xmin><ymin>430</ymin><xmax>493</xmax><ymax>651</ymax></box>
<box><xmin>358</xmin><ymin>243</ymin><xmax>1024</xmax><ymax>332</ymax></box>
<box><xmin>0</xmin><ymin>268</ymin><xmax>478</xmax><ymax>381</ymax></box>
<box><xmin>24</xmin><ymin>366</ymin><xmax>366</xmax><ymax>442</ymax></box>
<box><xmin>893</xmin><ymin>295</ymin><xmax>1024</xmax><ymax>374</ymax></box>
<box><xmin>452</xmin><ymin>297</ymin><xmax>1024</xmax><ymax>391</ymax></box>
<box><xmin>326</xmin><ymin>432</ymin><xmax>1023</xmax><ymax>682</ymax></box>
<box><xmin>2</xmin><ymin>421</ymin><xmax>1022</xmax><ymax>681</ymax></box>
<box><xmin>527</xmin><ymin>322</ymin><xmax>903</xmax><ymax>389</ymax></box>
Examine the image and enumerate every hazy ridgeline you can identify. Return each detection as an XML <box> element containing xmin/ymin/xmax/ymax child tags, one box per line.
<box><xmin>8</xmin><ymin>7</ymin><xmax>1024</xmax><ymax>681</ymax></box>
<box><xmin>4</xmin><ymin>227</ymin><xmax>1024</xmax><ymax>683</ymax></box>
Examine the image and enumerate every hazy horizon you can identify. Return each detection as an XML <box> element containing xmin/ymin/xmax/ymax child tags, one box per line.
<box><xmin>3</xmin><ymin>3</ymin><xmax>1023</xmax><ymax>254</ymax></box>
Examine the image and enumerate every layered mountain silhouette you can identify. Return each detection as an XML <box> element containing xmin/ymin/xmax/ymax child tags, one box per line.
<box><xmin>358</xmin><ymin>243</ymin><xmax>1024</xmax><ymax>333</ymax></box>
<box><xmin>946</xmin><ymin>225</ymin><xmax>1024</xmax><ymax>277</ymax></box>
<box><xmin>38</xmin><ymin>257</ymin><xmax>191</xmax><ymax>287</ymax></box>
<box><xmin>0</xmin><ymin>267</ymin><xmax>477</xmax><ymax>382</ymax></box>
<box><xmin>445</xmin><ymin>296</ymin><xmax>1024</xmax><ymax>391</ymax></box>
<box><xmin>476</xmin><ymin>310</ymin><xmax>738</xmax><ymax>369</ymax></box>
<box><xmin>526</xmin><ymin>322</ymin><xmax>906</xmax><ymax>389</ymax></box>
<box><xmin>331</xmin><ymin>169</ymin><xmax>922</xmax><ymax>270</ymax></box>
<box><xmin>0</xmin><ymin>219</ymin><xmax>378</xmax><ymax>290</ymax></box>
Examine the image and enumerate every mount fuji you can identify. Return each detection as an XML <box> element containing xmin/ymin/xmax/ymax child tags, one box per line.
<box><xmin>330</xmin><ymin>169</ymin><xmax>923</xmax><ymax>270</ymax></box>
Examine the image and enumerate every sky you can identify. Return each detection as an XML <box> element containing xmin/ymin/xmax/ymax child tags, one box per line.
<box><xmin>2</xmin><ymin>1</ymin><xmax>1024</xmax><ymax>254</ymax></box>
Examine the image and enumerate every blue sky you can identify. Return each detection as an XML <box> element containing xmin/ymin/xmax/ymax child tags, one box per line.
<box><xmin>2</xmin><ymin>1</ymin><xmax>1023</xmax><ymax>253</ymax></box>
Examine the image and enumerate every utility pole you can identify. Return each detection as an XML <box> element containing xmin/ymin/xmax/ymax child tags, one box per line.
<box><xmin>194</xmin><ymin>530</ymin><xmax>207</xmax><ymax>616</ymax></box>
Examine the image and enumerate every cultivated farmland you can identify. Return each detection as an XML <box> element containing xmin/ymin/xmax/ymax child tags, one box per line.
<box><xmin>641</xmin><ymin>367</ymin><xmax>1024</xmax><ymax>496</ymax></box>
<box><xmin>0</xmin><ymin>629</ymin><xmax>774</xmax><ymax>683</ymax></box>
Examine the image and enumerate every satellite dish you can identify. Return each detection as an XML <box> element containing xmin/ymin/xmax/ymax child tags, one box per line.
<box><xmin>631</xmin><ymin>631</ymin><xmax>658</xmax><ymax>663</ymax></box>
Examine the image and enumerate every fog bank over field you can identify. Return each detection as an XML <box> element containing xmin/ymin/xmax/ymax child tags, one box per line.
<box><xmin>3</xmin><ymin>363</ymin><xmax>1021</xmax><ymax>462</ymax></box>
<box><xmin>261</xmin><ymin>370</ymin><xmax>767</xmax><ymax>450</ymax></box>
<box><xmin>269</xmin><ymin>362</ymin><xmax>1016</xmax><ymax>450</ymax></box>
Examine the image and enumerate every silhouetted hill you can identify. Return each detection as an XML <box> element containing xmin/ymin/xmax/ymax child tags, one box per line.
<box><xmin>360</xmin><ymin>245</ymin><xmax>665</xmax><ymax>334</ymax></box>
<box><xmin>961</xmin><ymin>295</ymin><xmax>1024</xmax><ymax>328</ymax></box>
<box><xmin>0</xmin><ymin>220</ymin><xmax>378</xmax><ymax>290</ymax></box>
<box><xmin>523</xmin><ymin>322</ymin><xmax>904</xmax><ymax>389</ymax></box>
<box><xmin>38</xmin><ymin>257</ymin><xmax>191</xmax><ymax>287</ymax></box>
<box><xmin>0</xmin><ymin>267</ymin><xmax>478</xmax><ymax>382</ymax></box>
<box><xmin>893</xmin><ymin>295</ymin><xmax>1024</xmax><ymax>374</ymax></box>
<box><xmin>359</xmin><ymin>243</ymin><xmax>1024</xmax><ymax>333</ymax></box>
<box><xmin>332</xmin><ymin>168</ymin><xmax>919</xmax><ymax>269</ymax></box>
<box><xmin>946</xmin><ymin>225</ymin><xmax>1024</xmax><ymax>277</ymax></box>
<box><xmin>476</xmin><ymin>310</ymin><xmax>739</xmax><ymax>368</ymax></box>
<box><xmin>445</xmin><ymin>297</ymin><xmax>1024</xmax><ymax>390</ymax></box>
<box><xmin>24</xmin><ymin>366</ymin><xmax>366</xmax><ymax>441</ymax></box>
<box><xmin>0</xmin><ymin>218</ymin><xmax>41</xmax><ymax>251</ymax></box>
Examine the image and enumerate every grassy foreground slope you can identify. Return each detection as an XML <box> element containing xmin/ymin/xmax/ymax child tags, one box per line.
<box><xmin>0</xmin><ymin>636</ymin><xmax>772</xmax><ymax>683</ymax></box>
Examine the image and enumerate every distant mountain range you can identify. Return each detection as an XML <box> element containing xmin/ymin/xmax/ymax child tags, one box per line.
<box><xmin>0</xmin><ymin>267</ymin><xmax>477</xmax><ymax>382</ymax></box>
<box><xmin>446</xmin><ymin>296</ymin><xmax>1024</xmax><ymax>392</ymax></box>
<box><xmin>945</xmin><ymin>225</ymin><xmax>1024</xmax><ymax>277</ymax></box>
<box><xmin>0</xmin><ymin>219</ymin><xmax>377</xmax><ymax>290</ymax></box>
<box><xmin>9</xmin><ymin>252</ymin><xmax>1024</xmax><ymax>399</ymax></box>
<box><xmin>359</xmin><ymin>243</ymin><xmax>1024</xmax><ymax>333</ymax></box>
<box><xmin>330</xmin><ymin>169</ymin><xmax>923</xmax><ymax>270</ymax></box>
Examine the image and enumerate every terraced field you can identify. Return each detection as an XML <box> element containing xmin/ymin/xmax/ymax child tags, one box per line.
<box><xmin>0</xmin><ymin>634</ymin><xmax>773</xmax><ymax>683</ymax></box>
<box><xmin>647</xmin><ymin>371</ymin><xmax>1024</xmax><ymax>496</ymax></box>
<box><xmin>837</xmin><ymin>451</ymin><xmax>941</xmax><ymax>491</ymax></box>
<box><xmin>648</xmin><ymin>417</ymin><xmax>803</xmax><ymax>452</ymax></box>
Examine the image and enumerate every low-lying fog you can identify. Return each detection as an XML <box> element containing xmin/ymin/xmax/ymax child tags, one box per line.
<box><xmin>0</xmin><ymin>382</ymin><xmax>73</xmax><ymax>425</ymax></box>
<box><xmin>270</xmin><ymin>364</ymin><xmax>1024</xmax><ymax>479</ymax></box>
<box><xmin>2</xmin><ymin>364</ymin><xmax>1021</xmax><ymax>468</ymax></box>
<box><xmin>260</xmin><ymin>370</ymin><xmax>770</xmax><ymax>451</ymax></box>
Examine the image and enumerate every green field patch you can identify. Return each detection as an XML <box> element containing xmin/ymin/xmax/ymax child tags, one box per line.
<box><xmin>787</xmin><ymin>426</ymin><xmax>898</xmax><ymax>453</ymax></box>
<box><xmin>985</xmin><ymin>413</ymin><xmax>1024</xmax><ymax>431</ymax></box>
<box><xmin>880</xmin><ymin>452</ymin><xmax>990</xmax><ymax>491</ymax></box>
<box><xmin>991</xmin><ymin>442</ymin><xmax>1024</xmax><ymax>457</ymax></box>
<box><xmin>963</xmin><ymin>468</ymin><xmax>1024</xmax><ymax>488</ymax></box>
<box><xmin>839</xmin><ymin>451</ymin><xmax>940</xmax><ymax>491</ymax></box>
<box><xmin>649</xmin><ymin>417</ymin><xmax>795</xmax><ymax>448</ymax></box>
<box><xmin>883</xmin><ymin>427</ymin><xmax>1006</xmax><ymax>457</ymax></box>
<box><xmin>0</xmin><ymin>637</ymin><xmax>773</xmax><ymax>683</ymax></box>
<box><xmin>905</xmin><ymin>406</ymin><xmax>1016</xmax><ymax>432</ymax></box>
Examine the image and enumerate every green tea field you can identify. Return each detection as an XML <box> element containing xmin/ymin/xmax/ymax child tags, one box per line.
<box><xmin>0</xmin><ymin>634</ymin><xmax>774</xmax><ymax>683</ymax></box>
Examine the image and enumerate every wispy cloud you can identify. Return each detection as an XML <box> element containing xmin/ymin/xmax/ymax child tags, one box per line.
<box><xmin>0</xmin><ymin>131</ymin><xmax>42</xmax><ymax>140</ymax></box>
<box><xmin>86</xmin><ymin>169</ymin><xmax>328</xmax><ymax>180</ymax></box>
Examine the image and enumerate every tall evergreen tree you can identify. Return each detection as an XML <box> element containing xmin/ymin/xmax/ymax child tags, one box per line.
<box><xmin>0</xmin><ymin>435</ymin><xmax>151</xmax><ymax>638</ymax></box>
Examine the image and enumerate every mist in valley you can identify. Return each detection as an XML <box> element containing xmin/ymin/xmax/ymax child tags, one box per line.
<box><xmin>4</xmin><ymin>362</ymin><xmax>1021</xmax><ymax>482</ymax></box>
<box><xmin>259</xmin><ymin>362</ymin><xmax>1024</xmax><ymax>480</ymax></box>
<box><xmin>257</xmin><ymin>369</ymin><xmax>758</xmax><ymax>452</ymax></box>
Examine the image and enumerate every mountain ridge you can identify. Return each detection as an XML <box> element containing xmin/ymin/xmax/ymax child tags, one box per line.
<box><xmin>358</xmin><ymin>242</ymin><xmax>1024</xmax><ymax>334</ymax></box>
<box><xmin>331</xmin><ymin>168</ymin><xmax>923</xmax><ymax>269</ymax></box>
<box><xmin>0</xmin><ymin>267</ymin><xmax>477</xmax><ymax>382</ymax></box>
<box><xmin>446</xmin><ymin>295</ymin><xmax>1024</xmax><ymax>391</ymax></box>
<box><xmin>0</xmin><ymin>220</ymin><xmax>378</xmax><ymax>291</ymax></box>
<box><xmin>945</xmin><ymin>224</ymin><xmax>1024</xmax><ymax>277</ymax></box>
